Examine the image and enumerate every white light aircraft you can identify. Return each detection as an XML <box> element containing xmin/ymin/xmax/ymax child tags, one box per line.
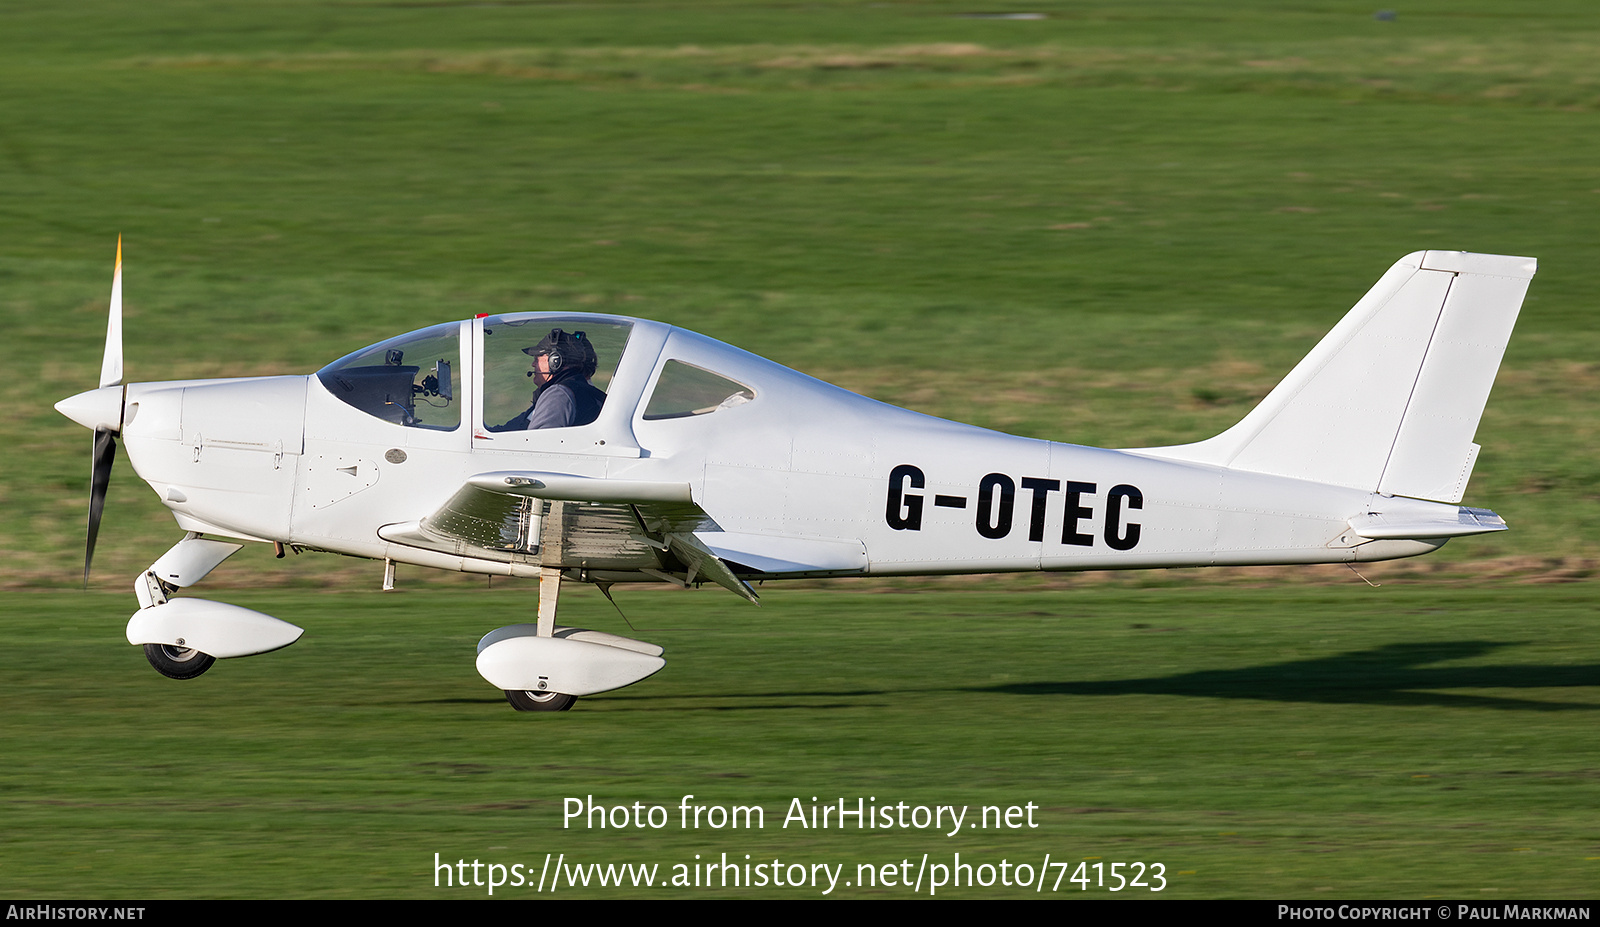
<box><xmin>57</xmin><ymin>245</ymin><xmax>1535</xmax><ymax>710</ymax></box>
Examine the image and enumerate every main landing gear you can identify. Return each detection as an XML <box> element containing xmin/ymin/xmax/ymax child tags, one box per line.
<box><xmin>475</xmin><ymin>566</ymin><xmax>666</xmax><ymax>713</ymax></box>
<box><xmin>143</xmin><ymin>642</ymin><xmax>216</xmax><ymax>680</ymax></box>
<box><xmin>504</xmin><ymin>689</ymin><xmax>576</xmax><ymax>712</ymax></box>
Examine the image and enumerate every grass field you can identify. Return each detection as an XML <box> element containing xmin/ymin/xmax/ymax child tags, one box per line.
<box><xmin>3</xmin><ymin>0</ymin><xmax>1598</xmax><ymax>899</ymax></box>
<box><xmin>4</xmin><ymin>585</ymin><xmax>1598</xmax><ymax>898</ymax></box>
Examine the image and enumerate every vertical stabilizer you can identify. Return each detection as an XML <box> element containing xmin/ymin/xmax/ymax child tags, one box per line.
<box><xmin>1135</xmin><ymin>251</ymin><xmax>1535</xmax><ymax>503</ymax></box>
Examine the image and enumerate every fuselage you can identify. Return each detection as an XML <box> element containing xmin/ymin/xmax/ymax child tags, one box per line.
<box><xmin>80</xmin><ymin>311</ymin><xmax>1451</xmax><ymax>582</ymax></box>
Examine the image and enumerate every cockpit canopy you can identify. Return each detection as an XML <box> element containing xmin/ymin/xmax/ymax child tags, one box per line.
<box><xmin>316</xmin><ymin>313</ymin><xmax>758</xmax><ymax>435</ymax></box>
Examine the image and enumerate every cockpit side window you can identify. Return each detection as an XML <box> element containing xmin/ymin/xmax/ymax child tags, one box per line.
<box><xmin>642</xmin><ymin>361</ymin><xmax>755</xmax><ymax>420</ymax></box>
<box><xmin>317</xmin><ymin>322</ymin><xmax>460</xmax><ymax>429</ymax></box>
<box><xmin>481</xmin><ymin>317</ymin><xmax>632</xmax><ymax>432</ymax></box>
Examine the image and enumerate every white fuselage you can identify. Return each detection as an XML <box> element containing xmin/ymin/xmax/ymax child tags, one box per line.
<box><xmin>111</xmin><ymin>314</ymin><xmax>1443</xmax><ymax>582</ymax></box>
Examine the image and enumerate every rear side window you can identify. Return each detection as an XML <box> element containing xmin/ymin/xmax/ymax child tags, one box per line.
<box><xmin>642</xmin><ymin>361</ymin><xmax>754</xmax><ymax>420</ymax></box>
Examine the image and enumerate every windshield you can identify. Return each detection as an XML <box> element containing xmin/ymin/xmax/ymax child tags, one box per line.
<box><xmin>316</xmin><ymin>321</ymin><xmax>461</xmax><ymax>429</ymax></box>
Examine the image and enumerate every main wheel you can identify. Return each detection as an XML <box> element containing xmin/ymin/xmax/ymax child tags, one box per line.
<box><xmin>144</xmin><ymin>643</ymin><xmax>216</xmax><ymax>680</ymax></box>
<box><xmin>504</xmin><ymin>689</ymin><xmax>576</xmax><ymax>712</ymax></box>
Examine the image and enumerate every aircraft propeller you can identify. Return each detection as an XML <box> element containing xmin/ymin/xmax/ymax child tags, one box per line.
<box><xmin>81</xmin><ymin>237</ymin><xmax>125</xmax><ymax>585</ymax></box>
<box><xmin>85</xmin><ymin>426</ymin><xmax>118</xmax><ymax>585</ymax></box>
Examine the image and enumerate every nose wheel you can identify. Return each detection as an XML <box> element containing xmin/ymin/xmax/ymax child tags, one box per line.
<box><xmin>504</xmin><ymin>689</ymin><xmax>576</xmax><ymax>712</ymax></box>
<box><xmin>144</xmin><ymin>642</ymin><xmax>216</xmax><ymax>680</ymax></box>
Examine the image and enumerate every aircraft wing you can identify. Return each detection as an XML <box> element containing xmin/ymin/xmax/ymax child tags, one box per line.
<box><xmin>378</xmin><ymin>470</ymin><xmax>759</xmax><ymax>602</ymax></box>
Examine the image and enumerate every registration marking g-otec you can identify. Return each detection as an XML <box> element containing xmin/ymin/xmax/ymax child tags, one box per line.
<box><xmin>885</xmin><ymin>464</ymin><xmax>1144</xmax><ymax>550</ymax></box>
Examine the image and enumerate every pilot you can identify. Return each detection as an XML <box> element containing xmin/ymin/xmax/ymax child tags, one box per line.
<box><xmin>501</xmin><ymin>328</ymin><xmax>606</xmax><ymax>430</ymax></box>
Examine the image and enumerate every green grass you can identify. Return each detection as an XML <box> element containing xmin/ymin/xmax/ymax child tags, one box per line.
<box><xmin>4</xmin><ymin>0</ymin><xmax>1599</xmax><ymax>898</ymax></box>
<box><xmin>3</xmin><ymin>585</ymin><xmax>1598</xmax><ymax>898</ymax></box>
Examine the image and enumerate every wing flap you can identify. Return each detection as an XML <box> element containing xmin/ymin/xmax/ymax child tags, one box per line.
<box><xmin>665</xmin><ymin>532</ymin><xmax>759</xmax><ymax>603</ymax></box>
<box><xmin>697</xmin><ymin>531</ymin><xmax>868</xmax><ymax>576</ymax></box>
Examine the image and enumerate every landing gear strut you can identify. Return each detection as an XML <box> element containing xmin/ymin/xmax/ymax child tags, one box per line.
<box><xmin>504</xmin><ymin>566</ymin><xmax>579</xmax><ymax>711</ymax></box>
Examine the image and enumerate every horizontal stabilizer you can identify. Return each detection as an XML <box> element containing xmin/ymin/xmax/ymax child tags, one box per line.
<box><xmin>1349</xmin><ymin>505</ymin><xmax>1507</xmax><ymax>540</ymax></box>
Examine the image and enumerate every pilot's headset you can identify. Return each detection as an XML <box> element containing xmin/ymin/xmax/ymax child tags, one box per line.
<box><xmin>523</xmin><ymin>329</ymin><xmax>596</xmax><ymax>381</ymax></box>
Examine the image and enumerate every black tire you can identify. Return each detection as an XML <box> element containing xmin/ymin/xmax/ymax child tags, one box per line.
<box><xmin>504</xmin><ymin>689</ymin><xmax>576</xmax><ymax>712</ymax></box>
<box><xmin>144</xmin><ymin>643</ymin><xmax>216</xmax><ymax>680</ymax></box>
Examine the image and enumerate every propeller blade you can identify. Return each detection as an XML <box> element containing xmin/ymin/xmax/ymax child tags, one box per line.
<box><xmin>99</xmin><ymin>236</ymin><xmax>123</xmax><ymax>390</ymax></box>
<box><xmin>84</xmin><ymin>427</ymin><xmax>117</xmax><ymax>586</ymax></box>
<box><xmin>82</xmin><ymin>238</ymin><xmax>127</xmax><ymax>586</ymax></box>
